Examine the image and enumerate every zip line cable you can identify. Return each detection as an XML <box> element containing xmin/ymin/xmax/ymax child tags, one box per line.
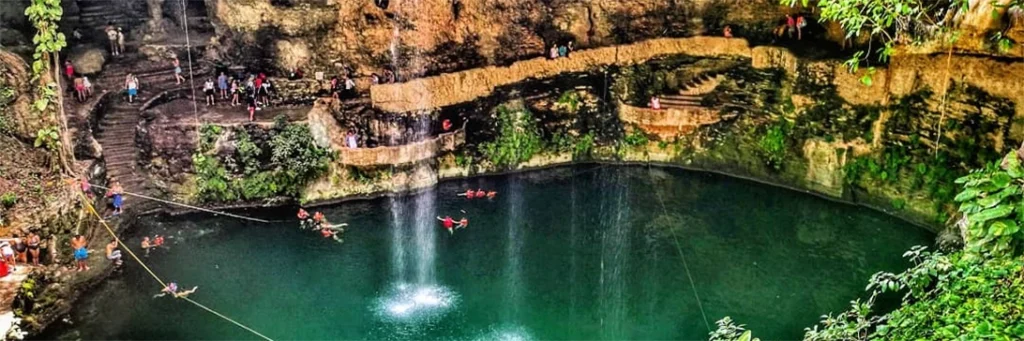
<box><xmin>647</xmin><ymin>165</ymin><xmax>712</xmax><ymax>332</ymax></box>
<box><xmin>83</xmin><ymin>181</ymin><xmax>271</xmax><ymax>223</ymax></box>
<box><xmin>74</xmin><ymin>189</ymin><xmax>275</xmax><ymax>341</ymax></box>
<box><xmin>180</xmin><ymin>0</ymin><xmax>201</xmax><ymax>129</ymax></box>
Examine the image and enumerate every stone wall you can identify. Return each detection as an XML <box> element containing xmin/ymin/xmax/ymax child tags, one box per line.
<box><xmin>371</xmin><ymin>37</ymin><xmax>752</xmax><ymax>112</ymax></box>
<box><xmin>618</xmin><ymin>102</ymin><xmax>722</xmax><ymax>139</ymax></box>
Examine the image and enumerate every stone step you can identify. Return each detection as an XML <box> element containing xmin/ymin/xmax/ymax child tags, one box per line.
<box><xmin>659</xmin><ymin>98</ymin><xmax>703</xmax><ymax>106</ymax></box>
<box><xmin>105</xmin><ymin>152</ymin><xmax>138</xmax><ymax>163</ymax></box>
<box><xmin>100</xmin><ymin>140</ymin><xmax>136</xmax><ymax>149</ymax></box>
<box><xmin>106</xmin><ymin>159</ymin><xmax>137</xmax><ymax>169</ymax></box>
<box><xmin>102</xmin><ymin>147</ymin><xmax>138</xmax><ymax>157</ymax></box>
<box><xmin>99</xmin><ymin>120</ymin><xmax>138</xmax><ymax>129</ymax></box>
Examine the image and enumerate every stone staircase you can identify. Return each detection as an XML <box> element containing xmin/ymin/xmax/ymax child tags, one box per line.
<box><xmin>93</xmin><ymin>54</ymin><xmax>203</xmax><ymax>204</ymax></box>
<box><xmin>75</xmin><ymin>0</ymin><xmax>147</xmax><ymax>32</ymax></box>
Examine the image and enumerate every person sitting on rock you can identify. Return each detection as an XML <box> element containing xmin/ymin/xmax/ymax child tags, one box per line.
<box><xmin>105</xmin><ymin>240</ymin><xmax>122</xmax><ymax>266</ymax></box>
<box><xmin>723</xmin><ymin>25</ymin><xmax>733</xmax><ymax>38</ymax></box>
<box><xmin>649</xmin><ymin>96</ymin><xmax>661</xmax><ymax>110</ymax></box>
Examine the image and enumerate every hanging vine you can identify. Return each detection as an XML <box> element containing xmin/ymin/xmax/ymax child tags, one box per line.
<box><xmin>24</xmin><ymin>0</ymin><xmax>74</xmax><ymax>173</ymax></box>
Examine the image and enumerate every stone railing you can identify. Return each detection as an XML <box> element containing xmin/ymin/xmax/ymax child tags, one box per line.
<box><xmin>619</xmin><ymin>102</ymin><xmax>723</xmax><ymax>139</ymax></box>
<box><xmin>371</xmin><ymin>37</ymin><xmax>754</xmax><ymax>113</ymax></box>
<box><xmin>308</xmin><ymin>98</ymin><xmax>466</xmax><ymax>166</ymax></box>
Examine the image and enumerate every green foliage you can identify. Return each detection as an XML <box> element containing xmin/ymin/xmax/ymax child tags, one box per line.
<box><xmin>758</xmin><ymin>119</ymin><xmax>790</xmax><ymax>170</ymax></box>
<box><xmin>191</xmin><ymin>122</ymin><xmax>331</xmax><ymax>202</ymax></box>
<box><xmin>623</xmin><ymin>128</ymin><xmax>650</xmax><ymax>148</ymax></box>
<box><xmin>454</xmin><ymin>153</ymin><xmax>472</xmax><ymax>168</ymax></box>
<box><xmin>1</xmin><ymin>192</ymin><xmax>17</xmax><ymax>208</ymax></box>
<box><xmin>347</xmin><ymin>166</ymin><xmax>393</xmax><ymax>185</ymax></box>
<box><xmin>481</xmin><ymin>106</ymin><xmax>542</xmax><ymax>168</ymax></box>
<box><xmin>574</xmin><ymin>133</ymin><xmax>595</xmax><ymax>157</ymax></box>
<box><xmin>611</xmin><ymin>64</ymin><xmax>666</xmax><ymax>107</ymax></box>
<box><xmin>235</xmin><ymin>129</ymin><xmax>262</xmax><ymax>175</ymax></box>
<box><xmin>33</xmin><ymin>125</ymin><xmax>60</xmax><ymax>153</ymax></box>
<box><xmin>556</xmin><ymin>90</ymin><xmax>581</xmax><ymax>114</ymax></box>
<box><xmin>709</xmin><ymin>317</ymin><xmax>760</xmax><ymax>341</ymax></box>
<box><xmin>198</xmin><ymin>124</ymin><xmax>223</xmax><ymax>152</ymax></box>
<box><xmin>954</xmin><ymin>152</ymin><xmax>1024</xmax><ymax>257</ymax></box>
<box><xmin>874</xmin><ymin>250</ymin><xmax>1024</xmax><ymax>340</ymax></box>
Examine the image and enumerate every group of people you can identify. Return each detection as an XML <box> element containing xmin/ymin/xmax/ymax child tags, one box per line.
<box><xmin>437</xmin><ymin>215</ymin><xmax>469</xmax><ymax>235</ymax></box>
<box><xmin>456</xmin><ymin>188</ymin><xmax>497</xmax><ymax>200</ymax></box>
<box><xmin>105</xmin><ymin>22</ymin><xmax>127</xmax><ymax>56</ymax></box>
<box><xmin>774</xmin><ymin>14</ymin><xmax>809</xmax><ymax>41</ymax></box>
<box><xmin>64</xmin><ymin>60</ymin><xmax>95</xmax><ymax>102</ymax></box>
<box><xmin>297</xmin><ymin>209</ymin><xmax>346</xmax><ymax>243</ymax></box>
<box><xmin>0</xmin><ymin>233</ymin><xmax>43</xmax><ymax>272</ymax></box>
<box><xmin>547</xmin><ymin>41</ymin><xmax>575</xmax><ymax>60</ymax></box>
<box><xmin>329</xmin><ymin>75</ymin><xmax>358</xmax><ymax>100</ymax></box>
<box><xmin>140</xmin><ymin>234</ymin><xmax>168</xmax><ymax>256</ymax></box>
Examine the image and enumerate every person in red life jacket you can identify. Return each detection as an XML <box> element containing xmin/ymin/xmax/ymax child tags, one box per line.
<box><xmin>297</xmin><ymin>208</ymin><xmax>313</xmax><ymax>229</ymax></box>
<box><xmin>64</xmin><ymin>60</ymin><xmax>75</xmax><ymax>81</ymax></box>
<box><xmin>153</xmin><ymin>235</ymin><xmax>165</xmax><ymax>247</ymax></box>
<box><xmin>437</xmin><ymin>216</ymin><xmax>455</xmax><ymax>234</ymax></box>
<box><xmin>458</xmin><ymin>189</ymin><xmax>475</xmax><ymax>199</ymax></box>
<box><xmin>313</xmin><ymin>211</ymin><xmax>326</xmax><ymax>230</ymax></box>
<box><xmin>442</xmin><ymin>119</ymin><xmax>452</xmax><ymax>131</ymax></box>
<box><xmin>486</xmin><ymin>191</ymin><xmax>497</xmax><ymax>199</ymax></box>
<box><xmin>475</xmin><ymin>189</ymin><xmax>486</xmax><ymax>198</ymax></box>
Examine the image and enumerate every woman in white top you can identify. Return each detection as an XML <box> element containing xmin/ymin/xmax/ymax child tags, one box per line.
<box><xmin>204</xmin><ymin>79</ymin><xmax>216</xmax><ymax>105</ymax></box>
<box><xmin>82</xmin><ymin>76</ymin><xmax>93</xmax><ymax>96</ymax></box>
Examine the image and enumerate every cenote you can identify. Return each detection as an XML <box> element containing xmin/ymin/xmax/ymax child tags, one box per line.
<box><xmin>45</xmin><ymin>166</ymin><xmax>932</xmax><ymax>340</ymax></box>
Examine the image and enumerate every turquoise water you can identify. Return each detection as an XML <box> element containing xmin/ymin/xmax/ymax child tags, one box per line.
<box><xmin>45</xmin><ymin>166</ymin><xmax>932</xmax><ymax>340</ymax></box>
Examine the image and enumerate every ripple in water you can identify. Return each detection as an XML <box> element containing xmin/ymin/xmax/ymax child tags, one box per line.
<box><xmin>374</xmin><ymin>283</ymin><xmax>458</xmax><ymax>323</ymax></box>
<box><xmin>472</xmin><ymin>324</ymin><xmax>534</xmax><ymax>341</ymax></box>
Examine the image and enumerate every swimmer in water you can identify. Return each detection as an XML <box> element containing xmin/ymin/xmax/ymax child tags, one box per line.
<box><xmin>457</xmin><ymin>217</ymin><xmax>469</xmax><ymax>229</ymax></box>
<box><xmin>153</xmin><ymin>235</ymin><xmax>166</xmax><ymax>248</ymax></box>
<box><xmin>475</xmin><ymin>189</ymin><xmax>485</xmax><ymax>198</ymax></box>
<box><xmin>437</xmin><ymin>216</ymin><xmax>455</xmax><ymax>234</ymax></box>
<box><xmin>320</xmin><ymin>226</ymin><xmax>344</xmax><ymax>243</ymax></box>
<box><xmin>154</xmin><ymin>282</ymin><xmax>198</xmax><ymax>298</ymax></box>
<box><xmin>457</xmin><ymin>189</ymin><xmax>476</xmax><ymax>199</ymax></box>
<box><xmin>141</xmin><ymin>236</ymin><xmax>152</xmax><ymax>256</ymax></box>
<box><xmin>297</xmin><ymin>208</ymin><xmax>312</xmax><ymax>229</ymax></box>
<box><xmin>486</xmin><ymin>191</ymin><xmax>497</xmax><ymax>199</ymax></box>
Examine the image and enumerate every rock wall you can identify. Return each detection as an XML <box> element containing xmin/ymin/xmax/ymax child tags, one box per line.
<box><xmin>371</xmin><ymin>36</ymin><xmax>752</xmax><ymax>112</ymax></box>
<box><xmin>206</xmin><ymin>0</ymin><xmax>787</xmax><ymax>75</ymax></box>
<box><xmin>0</xmin><ymin>49</ymin><xmax>42</xmax><ymax>141</ymax></box>
<box><xmin>618</xmin><ymin>102</ymin><xmax>722</xmax><ymax>139</ymax></box>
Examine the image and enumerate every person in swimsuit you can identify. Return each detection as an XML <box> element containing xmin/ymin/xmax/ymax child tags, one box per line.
<box><xmin>27</xmin><ymin>232</ymin><xmax>41</xmax><ymax>266</ymax></box>
<box><xmin>13</xmin><ymin>235</ymin><xmax>27</xmax><ymax>264</ymax></box>
<box><xmin>437</xmin><ymin>216</ymin><xmax>455</xmax><ymax>234</ymax></box>
<box><xmin>107</xmin><ymin>179</ymin><xmax>124</xmax><ymax>216</ymax></box>
<box><xmin>71</xmin><ymin>235</ymin><xmax>89</xmax><ymax>272</ymax></box>
<box><xmin>141</xmin><ymin>236</ymin><xmax>152</xmax><ymax>256</ymax></box>
<box><xmin>154</xmin><ymin>282</ymin><xmax>198</xmax><ymax>298</ymax></box>
<box><xmin>173</xmin><ymin>58</ymin><xmax>185</xmax><ymax>84</ymax></box>
<box><xmin>105</xmin><ymin>240</ymin><xmax>122</xmax><ymax>266</ymax></box>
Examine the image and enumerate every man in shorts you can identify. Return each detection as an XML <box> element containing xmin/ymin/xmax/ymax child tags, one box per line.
<box><xmin>71</xmin><ymin>235</ymin><xmax>89</xmax><ymax>272</ymax></box>
<box><xmin>204</xmin><ymin>78</ymin><xmax>216</xmax><ymax>105</ymax></box>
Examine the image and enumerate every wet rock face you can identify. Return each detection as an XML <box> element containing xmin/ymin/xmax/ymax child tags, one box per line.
<box><xmin>67</xmin><ymin>48</ymin><xmax>107</xmax><ymax>75</ymax></box>
<box><xmin>208</xmin><ymin>0</ymin><xmax>786</xmax><ymax>75</ymax></box>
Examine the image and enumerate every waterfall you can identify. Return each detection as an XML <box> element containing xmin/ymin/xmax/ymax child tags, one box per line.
<box><xmin>502</xmin><ymin>177</ymin><xmax>524</xmax><ymax>321</ymax></box>
<box><xmin>599</xmin><ymin>169</ymin><xmax>630</xmax><ymax>339</ymax></box>
<box><xmin>389</xmin><ymin>196</ymin><xmax>407</xmax><ymax>282</ymax></box>
<box><xmin>412</xmin><ymin>191</ymin><xmax>437</xmax><ymax>284</ymax></box>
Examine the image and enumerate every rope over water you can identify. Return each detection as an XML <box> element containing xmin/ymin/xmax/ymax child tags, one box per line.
<box><xmin>83</xmin><ymin>181</ymin><xmax>271</xmax><ymax>223</ymax></box>
<box><xmin>647</xmin><ymin>165</ymin><xmax>712</xmax><ymax>332</ymax></box>
<box><xmin>74</xmin><ymin>187</ymin><xmax>275</xmax><ymax>341</ymax></box>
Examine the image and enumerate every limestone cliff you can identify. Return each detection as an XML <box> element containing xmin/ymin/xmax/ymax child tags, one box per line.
<box><xmin>205</xmin><ymin>0</ymin><xmax>787</xmax><ymax>75</ymax></box>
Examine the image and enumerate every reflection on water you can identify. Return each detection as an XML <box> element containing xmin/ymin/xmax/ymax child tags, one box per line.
<box><xmin>41</xmin><ymin>166</ymin><xmax>933</xmax><ymax>340</ymax></box>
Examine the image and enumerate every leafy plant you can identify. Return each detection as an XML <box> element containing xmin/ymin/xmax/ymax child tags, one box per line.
<box><xmin>574</xmin><ymin>133</ymin><xmax>595</xmax><ymax>158</ymax></box>
<box><xmin>198</xmin><ymin>124</ymin><xmax>223</xmax><ymax>152</ymax></box>
<box><xmin>953</xmin><ymin>151</ymin><xmax>1024</xmax><ymax>257</ymax></box>
<box><xmin>480</xmin><ymin>106</ymin><xmax>543</xmax><ymax>168</ymax></box>
<box><xmin>1</xmin><ymin>192</ymin><xmax>17</xmax><ymax>208</ymax></box>
<box><xmin>758</xmin><ymin>119</ymin><xmax>789</xmax><ymax>170</ymax></box>
<box><xmin>709</xmin><ymin>317</ymin><xmax>760</xmax><ymax>341</ymax></box>
<box><xmin>33</xmin><ymin>125</ymin><xmax>60</xmax><ymax>153</ymax></box>
<box><xmin>269</xmin><ymin>123</ymin><xmax>333</xmax><ymax>191</ymax></box>
<box><xmin>623</xmin><ymin>128</ymin><xmax>650</xmax><ymax>148</ymax></box>
<box><xmin>234</xmin><ymin>129</ymin><xmax>262</xmax><ymax>175</ymax></box>
<box><xmin>25</xmin><ymin>0</ymin><xmax>72</xmax><ymax>170</ymax></box>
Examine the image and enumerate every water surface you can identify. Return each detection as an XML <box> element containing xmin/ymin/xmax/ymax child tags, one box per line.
<box><xmin>47</xmin><ymin>166</ymin><xmax>932</xmax><ymax>340</ymax></box>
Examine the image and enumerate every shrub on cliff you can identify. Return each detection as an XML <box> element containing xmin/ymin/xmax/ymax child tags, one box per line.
<box><xmin>481</xmin><ymin>106</ymin><xmax>542</xmax><ymax>168</ymax></box>
<box><xmin>192</xmin><ymin>121</ymin><xmax>332</xmax><ymax>202</ymax></box>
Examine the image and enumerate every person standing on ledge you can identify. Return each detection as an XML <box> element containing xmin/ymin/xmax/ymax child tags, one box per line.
<box><xmin>71</xmin><ymin>235</ymin><xmax>89</xmax><ymax>272</ymax></box>
<box><xmin>173</xmin><ymin>57</ymin><xmax>185</xmax><ymax>85</ymax></box>
<box><xmin>124</xmin><ymin>74</ymin><xmax>139</xmax><ymax>104</ymax></box>
<box><xmin>203</xmin><ymin>78</ymin><xmax>216</xmax><ymax>106</ymax></box>
<box><xmin>218</xmin><ymin>72</ymin><xmax>229</xmax><ymax>100</ymax></box>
